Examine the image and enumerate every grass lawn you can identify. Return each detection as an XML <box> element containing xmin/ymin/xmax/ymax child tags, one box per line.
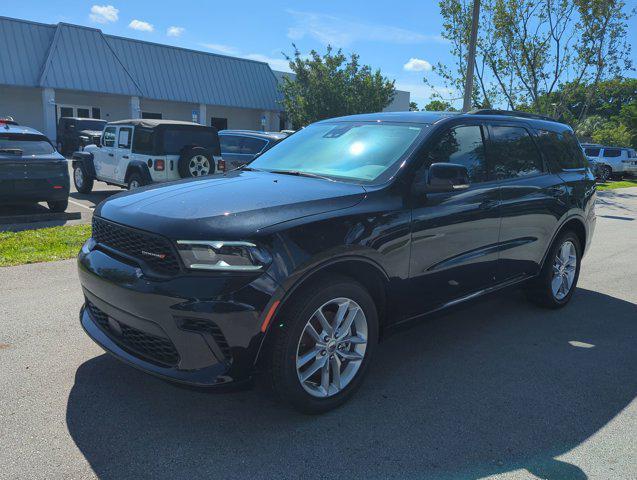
<box><xmin>597</xmin><ymin>179</ymin><xmax>637</xmax><ymax>191</ymax></box>
<box><xmin>0</xmin><ymin>224</ymin><xmax>91</xmax><ymax>267</ymax></box>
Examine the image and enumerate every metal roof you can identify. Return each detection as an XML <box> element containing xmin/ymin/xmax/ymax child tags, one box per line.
<box><xmin>0</xmin><ymin>16</ymin><xmax>282</xmax><ymax>111</ymax></box>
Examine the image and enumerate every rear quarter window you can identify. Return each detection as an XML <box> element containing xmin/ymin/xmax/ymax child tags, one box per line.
<box><xmin>132</xmin><ymin>127</ymin><xmax>154</xmax><ymax>154</ymax></box>
<box><xmin>538</xmin><ymin>130</ymin><xmax>585</xmax><ymax>170</ymax></box>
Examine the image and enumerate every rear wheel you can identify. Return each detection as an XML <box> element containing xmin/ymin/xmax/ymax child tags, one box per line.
<box><xmin>47</xmin><ymin>199</ymin><xmax>68</xmax><ymax>213</ymax></box>
<box><xmin>269</xmin><ymin>274</ymin><xmax>378</xmax><ymax>414</ymax></box>
<box><xmin>526</xmin><ymin>230</ymin><xmax>581</xmax><ymax>309</ymax></box>
<box><xmin>127</xmin><ymin>173</ymin><xmax>144</xmax><ymax>190</ymax></box>
<box><xmin>73</xmin><ymin>165</ymin><xmax>93</xmax><ymax>194</ymax></box>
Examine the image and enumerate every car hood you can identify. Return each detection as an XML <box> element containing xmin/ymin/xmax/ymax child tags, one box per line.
<box><xmin>96</xmin><ymin>170</ymin><xmax>367</xmax><ymax>238</ymax></box>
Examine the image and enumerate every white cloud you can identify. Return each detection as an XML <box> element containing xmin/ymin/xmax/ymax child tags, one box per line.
<box><xmin>167</xmin><ymin>26</ymin><xmax>184</xmax><ymax>37</ymax></box>
<box><xmin>244</xmin><ymin>53</ymin><xmax>291</xmax><ymax>72</ymax></box>
<box><xmin>403</xmin><ymin>58</ymin><xmax>432</xmax><ymax>72</ymax></box>
<box><xmin>89</xmin><ymin>5</ymin><xmax>118</xmax><ymax>24</ymax></box>
<box><xmin>199</xmin><ymin>43</ymin><xmax>240</xmax><ymax>55</ymax></box>
<box><xmin>128</xmin><ymin>19</ymin><xmax>154</xmax><ymax>32</ymax></box>
<box><xmin>287</xmin><ymin>10</ymin><xmax>446</xmax><ymax>47</ymax></box>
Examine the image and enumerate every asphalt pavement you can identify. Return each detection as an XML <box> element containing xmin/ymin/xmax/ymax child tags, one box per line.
<box><xmin>1</xmin><ymin>188</ymin><xmax>636</xmax><ymax>480</ymax></box>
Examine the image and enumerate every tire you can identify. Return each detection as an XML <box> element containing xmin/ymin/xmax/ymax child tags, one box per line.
<box><xmin>127</xmin><ymin>173</ymin><xmax>144</xmax><ymax>190</ymax></box>
<box><xmin>178</xmin><ymin>147</ymin><xmax>214</xmax><ymax>178</ymax></box>
<box><xmin>526</xmin><ymin>230</ymin><xmax>582</xmax><ymax>309</ymax></box>
<box><xmin>598</xmin><ymin>165</ymin><xmax>611</xmax><ymax>183</ymax></box>
<box><xmin>47</xmin><ymin>199</ymin><xmax>68</xmax><ymax>213</ymax></box>
<box><xmin>73</xmin><ymin>165</ymin><xmax>94</xmax><ymax>194</ymax></box>
<box><xmin>269</xmin><ymin>274</ymin><xmax>378</xmax><ymax>414</ymax></box>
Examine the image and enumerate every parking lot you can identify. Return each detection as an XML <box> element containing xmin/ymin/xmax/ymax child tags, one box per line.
<box><xmin>1</xmin><ymin>187</ymin><xmax>635</xmax><ymax>480</ymax></box>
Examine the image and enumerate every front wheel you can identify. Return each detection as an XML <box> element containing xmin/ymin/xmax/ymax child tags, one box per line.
<box><xmin>598</xmin><ymin>165</ymin><xmax>611</xmax><ymax>183</ymax></box>
<box><xmin>526</xmin><ymin>231</ymin><xmax>581</xmax><ymax>308</ymax></box>
<box><xmin>269</xmin><ymin>274</ymin><xmax>378</xmax><ymax>414</ymax></box>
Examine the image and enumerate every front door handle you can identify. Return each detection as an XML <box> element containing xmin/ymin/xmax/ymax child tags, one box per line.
<box><xmin>122</xmin><ymin>155</ymin><xmax>129</xmax><ymax>159</ymax></box>
<box><xmin>108</xmin><ymin>153</ymin><xmax>114</xmax><ymax>157</ymax></box>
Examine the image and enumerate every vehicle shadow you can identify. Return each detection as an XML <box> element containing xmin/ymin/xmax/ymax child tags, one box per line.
<box><xmin>66</xmin><ymin>288</ymin><xmax>637</xmax><ymax>480</ymax></box>
<box><xmin>69</xmin><ymin>190</ymin><xmax>118</xmax><ymax>209</ymax></box>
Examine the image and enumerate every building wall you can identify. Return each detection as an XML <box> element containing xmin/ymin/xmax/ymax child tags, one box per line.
<box><xmin>0</xmin><ymin>85</ymin><xmax>44</xmax><ymax>132</ymax></box>
<box><xmin>55</xmin><ymin>90</ymin><xmax>131</xmax><ymax>122</ymax></box>
<box><xmin>383</xmin><ymin>90</ymin><xmax>411</xmax><ymax>112</ymax></box>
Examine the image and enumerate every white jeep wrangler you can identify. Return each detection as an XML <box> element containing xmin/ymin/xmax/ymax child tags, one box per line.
<box><xmin>71</xmin><ymin>119</ymin><xmax>224</xmax><ymax>193</ymax></box>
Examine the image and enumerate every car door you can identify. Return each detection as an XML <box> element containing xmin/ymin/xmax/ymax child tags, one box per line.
<box><xmin>114</xmin><ymin>126</ymin><xmax>133</xmax><ymax>183</ymax></box>
<box><xmin>407</xmin><ymin>121</ymin><xmax>501</xmax><ymax>315</ymax></box>
<box><xmin>487</xmin><ymin>123</ymin><xmax>565</xmax><ymax>282</ymax></box>
<box><xmin>95</xmin><ymin>126</ymin><xmax>117</xmax><ymax>181</ymax></box>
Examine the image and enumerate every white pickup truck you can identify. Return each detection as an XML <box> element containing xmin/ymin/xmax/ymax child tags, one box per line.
<box><xmin>71</xmin><ymin>119</ymin><xmax>224</xmax><ymax>192</ymax></box>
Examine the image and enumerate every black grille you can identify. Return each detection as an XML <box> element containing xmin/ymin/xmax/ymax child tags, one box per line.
<box><xmin>92</xmin><ymin>217</ymin><xmax>180</xmax><ymax>276</ymax></box>
<box><xmin>87</xmin><ymin>301</ymin><xmax>180</xmax><ymax>367</ymax></box>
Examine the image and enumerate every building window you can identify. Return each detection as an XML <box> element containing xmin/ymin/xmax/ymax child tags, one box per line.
<box><xmin>211</xmin><ymin>117</ymin><xmax>228</xmax><ymax>131</ymax></box>
<box><xmin>142</xmin><ymin>112</ymin><xmax>162</xmax><ymax>119</ymax></box>
<box><xmin>92</xmin><ymin>107</ymin><xmax>101</xmax><ymax>119</ymax></box>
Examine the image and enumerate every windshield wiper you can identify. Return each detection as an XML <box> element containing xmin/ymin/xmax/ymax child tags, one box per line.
<box><xmin>269</xmin><ymin>170</ymin><xmax>335</xmax><ymax>182</ymax></box>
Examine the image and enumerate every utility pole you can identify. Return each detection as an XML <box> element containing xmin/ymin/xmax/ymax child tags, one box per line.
<box><xmin>462</xmin><ymin>0</ymin><xmax>481</xmax><ymax>113</ymax></box>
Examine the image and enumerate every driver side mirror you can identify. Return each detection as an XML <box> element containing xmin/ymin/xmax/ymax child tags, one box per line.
<box><xmin>425</xmin><ymin>163</ymin><xmax>470</xmax><ymax>193</ymax></box>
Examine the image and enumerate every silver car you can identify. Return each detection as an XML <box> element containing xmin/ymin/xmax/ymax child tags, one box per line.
<box><xmin>582</xmin><ymin>144</ymin><xmax>637</xmax><ymax>181</ymax></box>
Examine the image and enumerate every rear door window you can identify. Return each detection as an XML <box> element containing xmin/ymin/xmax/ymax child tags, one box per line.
<box><xmin>240</xmin><ymin>137</ymin><xmax>268</xmax><ymax>155</ymax></box>
<box><xmin>489</xmin><ymin>126</ymin><xmax>544</xmax><ymax>179</ymax></box>
<box><xmin>603</xmin><ymin>148</ymin><xmax>621</xmax><ymax>158</ymax></box>
<box><xmin>220</xmin><ymin>135</ymin><xmax>242</xmax><ymax>154</ymax></box>
<box><xmin>118</xmin><ymin>127</ymin><xmax>132</xmax><ymax>149</ymax></box>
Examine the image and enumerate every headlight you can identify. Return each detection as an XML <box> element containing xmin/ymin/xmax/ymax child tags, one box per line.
<box><xmin>79</xmin><ymin>135</ymin><xmax>89</xmax><ymax>141</ymax></box>
<box><xmin>176</xmin><ymin>240</ymin><xmax>271</xmax><ymax>271</ymax></box>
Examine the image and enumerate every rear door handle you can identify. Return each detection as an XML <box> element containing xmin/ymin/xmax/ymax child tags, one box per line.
<box><xmin>122</xmin><ymin>155</ymin><xmax>129</xmax><ymax>159</ymax></box>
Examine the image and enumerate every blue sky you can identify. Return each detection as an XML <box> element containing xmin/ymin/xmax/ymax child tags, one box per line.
<box><xmin>2</xmin><ymin>1</ymin><xmax>636</xmax><ymax>108</ymax></box>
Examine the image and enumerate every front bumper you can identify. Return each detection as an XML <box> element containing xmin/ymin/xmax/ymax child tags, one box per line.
<box><xmin>78</xmin><ymin>245</ymin><xmax>279</xmax><ymax>386</ymax></box>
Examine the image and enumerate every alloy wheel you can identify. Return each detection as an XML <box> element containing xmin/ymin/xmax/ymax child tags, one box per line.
<box><xmin>188</xmin><ymin>155</ymin><xmax>211</xmax><ymax>176</ymax></box>
<box><xmin>74</xmin><ymin>167</ymin><xmax>84</xmax><ymax>188</ymax></box>
<box><xmin>296</xmin><ymin>297</ymin><xmax>368</xmax><ymax>398</ymax></box>
<box><xmin>551</xmin><ymin>240</ymin><xmax>577</xmax><ymax>300</ymax></box>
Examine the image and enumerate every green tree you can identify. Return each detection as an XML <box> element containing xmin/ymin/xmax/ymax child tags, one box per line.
<box><xmin>280</xmin><ymin>45</ymin><xmax>395</xmax><ymax>128</ymax></box>
<box><xmin>575</xmin><ymin>115</ymin><xmax>607</xmax><ymax>143</ymax></box>
<box><xmin>430</xmin><ymin>0</ymin><xmax>633</xmax><ymax>112</ymax></box>
<box><xmin>424</xmin><ymin>100</ymin><xmax>454</xmax><ymax>111</ymax></box>
<box><xmin>592</xmin><ymin>123</ymin><xmax>632</xmax><ymax>146</ymax></box>
<box><xmin>409</xmin><ymin>101</ymin><xmax>420</xmax><ymax>111</ymax></box>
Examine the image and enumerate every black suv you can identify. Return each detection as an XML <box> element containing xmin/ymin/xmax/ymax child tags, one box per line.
<box><xmin>56</xmin><ymin>117</ymin><xmax>107</xmax><ymax>155</ymax></box>
<box><xmin>78</xmin><ymin>110</ymin><xmax>596</xmax><ymax>413</ymax></box>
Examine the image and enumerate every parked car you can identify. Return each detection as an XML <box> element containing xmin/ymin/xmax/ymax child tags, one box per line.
<box><xmin>582</xmin><ymin>143</ymin><xmax>637</xmax><ymax>181</ymax></box>
<box><xmin>56</xmin><ymin>117</ymin><xmax>107</xmax><ymax>156</ymax></box>
<box><xmin>71</xmin><ymin>119</ymin><xmax>223</xmax><ymax>193</ymax></box>
<box><xmin>0</xmin><ymin>121</ymin><xmax>69</xmax><ymax>212</ymax></box>
<box><xmin>77</xmin><ymin>110</ymin><xmax>596</xmax><ymax>413</ymax></box>
<box><xmin>218</xmin><ymin>130</ymin><xmax>288</xmax><ymax>170</ymax></box>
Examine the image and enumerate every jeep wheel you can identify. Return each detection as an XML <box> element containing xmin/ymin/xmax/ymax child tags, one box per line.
<box><xmin>127</xmin><ymin>173</ymin><xmax>145</xmax><ymax>190</ymax></box>
<box><xmin>598</xmin><ymin>165</ymin><xmax>611</xmax><ymax>183</ymax></box>
<box><xmin>178</xmin><ymin>147</ymin><xmax>214</xmax><ymax>178</ymax></box>
<box><xmin>73</xmin><ymin>165</ymin><xmax>94</xmax><ymax>194</ymax></box>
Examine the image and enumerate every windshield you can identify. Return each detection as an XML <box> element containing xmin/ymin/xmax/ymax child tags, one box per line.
<box><xmin>76</xmin><ymin>120</ymin><xmax>106</xmax><ymax>131</ymax></box>
<box><xmin>249</xmin><ymin>122</ymin><xmax>426</xmax><ymax>182</ymax></box>
<box><xmin>0</xmin><ymin>134</ymin><xmax>55</xmax><ymax>155</ymax></box>
<box><xmin>163</xmin><ymin>128</ymin><xmax>220</xmax><ymax>155</ymax></box>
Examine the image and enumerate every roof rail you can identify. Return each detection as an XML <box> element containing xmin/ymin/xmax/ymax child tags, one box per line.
<box><xmin>469</xmin><ymin>109</ymin><xmax>557</xmax><ymax>122</ymax></box>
